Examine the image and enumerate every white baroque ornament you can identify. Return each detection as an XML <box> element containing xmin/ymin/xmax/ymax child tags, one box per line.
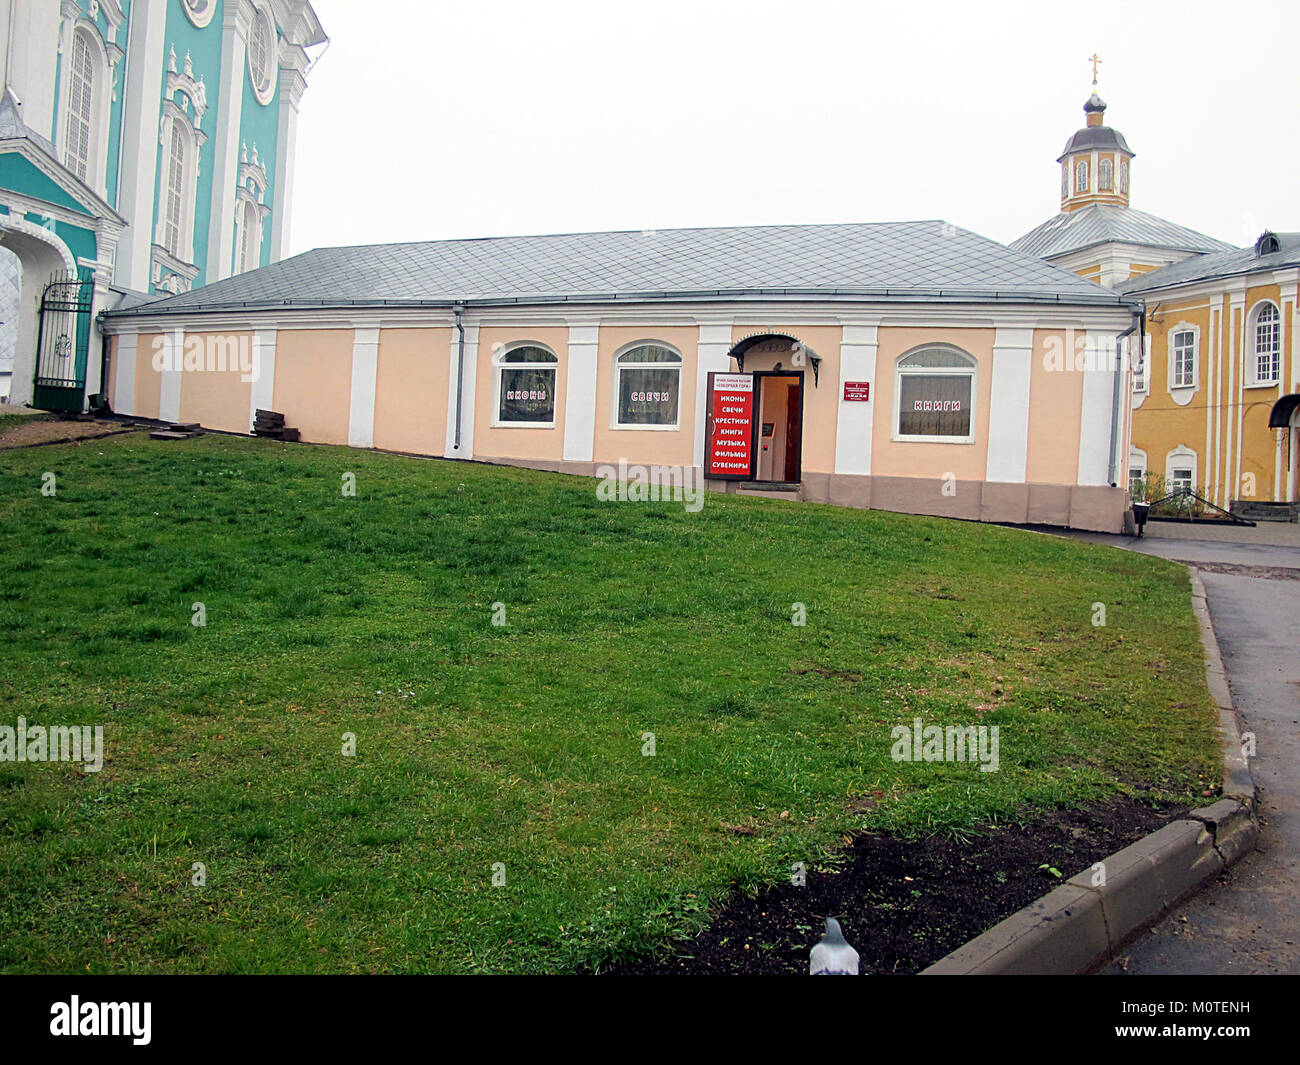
<box><xmin>180</xmin><ymin>0</ymin><xmax>216</xmax><ymax>30</ymax></box>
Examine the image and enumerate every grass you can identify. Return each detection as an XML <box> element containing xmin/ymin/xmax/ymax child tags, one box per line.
<box><xmin>0</xmin><ymin>433</ymin><xmax>1220</xmax><ymax>973</ymax></box>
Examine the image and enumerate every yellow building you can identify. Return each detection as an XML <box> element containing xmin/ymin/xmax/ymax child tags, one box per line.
<box><xmin>1014</xmin><ymin>83</ymin><xmax>1299</xmax><ymax>513</ymax></box>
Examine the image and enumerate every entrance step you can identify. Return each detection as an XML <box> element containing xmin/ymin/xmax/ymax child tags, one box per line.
<box><xmin>1230</xmin><ymin>500</ymin><xmax>1299</xmax><ymax>523</ymax></box>
<box><xmin>149</xmin><ymin>430</ymin><xmax>200</xmax><ymax>441</ymax></box>
<box><xmin>736</xmin><ymin>481</ymin><xmax>804</xmax><ymax>502</ymax></box>
<box><xmin>167</xmin><ymin>422</ymin><xmax>200</xmax><ymax>433</ymax></box>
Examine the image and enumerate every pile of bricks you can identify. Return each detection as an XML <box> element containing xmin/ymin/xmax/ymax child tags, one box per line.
<box><xmin>252</xmin><ymin>409</ymin><xmax>300</xmax><ymax>442</ymax></box>
<box><xmin>149</xmin><ymin>421</ymin><xmax>203</xmax><ymax>441</ymax></box>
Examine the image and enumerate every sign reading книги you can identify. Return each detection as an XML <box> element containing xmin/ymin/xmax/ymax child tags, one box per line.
<box><xmin>705</xmin><ymin>372</ymin><xmax>755</xmax><ymax>480</ymax></box>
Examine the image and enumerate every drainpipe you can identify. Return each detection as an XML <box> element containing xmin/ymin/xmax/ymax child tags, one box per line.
<box><xmin>452</xmin><ymin>303</ymin><xmax>465</xmax><ymax>453</ymax></box>
<box><xmin>1107</xmin><ymin>309</ymin><xmax>1142</xmax><ymax>486</ymax></box>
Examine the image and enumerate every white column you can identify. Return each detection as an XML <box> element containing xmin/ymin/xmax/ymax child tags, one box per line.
<box><xmin>347</xmin><ymin>324</ymin><xmax>380</xmax><ymax>449</ymax></box>
<box><xmin>113</xmin><ymin>331</ymin><xmax>138</xmax><ymax>414</ymax></box>
<box><xmin>1229</xmin><ymin>289</ymin><xmax>1246</xmax><ymax>503</ymax></box>
<box><xmin>205</xmin><ymin>0</ymin><xmax>252</xmax><ymax>284</ymax></box>
<box><xmin>985</xmin><ymin>326</ymin><xmax>1035</xmax><ymax>483</ymax></box>
<box><xmin>693</xmin><ymin>323</ymin><xmax>734</xmax><ymax>467</ymax></box>
<box><xmin>113</xmin><ymin>0</ymin><xmax>168</xmax><ymax>291</ymax></box>
<box><xmin>562</xmin><ymin>324</ymin><xmax>599</xmax><ymax>463</ymax></box>
<box><xmin>249</xmin><ymin>326</ymin><xmax>277</xmax><ymax>428</ymax></box>
<box><xmin>270</xmin><ymin>65</ymin><xmax>306</xmax><ymax>262</ymax></box>
<box><xmin>444</xmin><ymin>322</ymin><xmax>479</xmax><ymax>459</ymax></box>
<box><xmin>1076</xmin><ymin>332</ymin><xmax>1117</xmax><ymax>486</ymax></box>
<box><xmin>833</xmin><ymin>322</ymin><xmax>879</xmax><ymax>476</ymax></box>
<box><xmin>159</xmin><ymin>327</ymin><xmax>184</xmax><ymax>423</ymax></box>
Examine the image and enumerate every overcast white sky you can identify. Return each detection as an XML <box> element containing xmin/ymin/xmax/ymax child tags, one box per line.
<box><xmin>290</xmin><ymin>0</ymin><xmax>1299</xmax><ymax>256</ymax></box>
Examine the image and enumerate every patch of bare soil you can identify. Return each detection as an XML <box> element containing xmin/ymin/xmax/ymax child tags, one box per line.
<box><xmin>0</xmin><ymin>416</ymin><xmax>138</xmax><ymax>450</ymax></box>
<box><xmin>601</xmin><ymin>797</ymin><xmax>1183</xmax><ymax>975</ymax></box>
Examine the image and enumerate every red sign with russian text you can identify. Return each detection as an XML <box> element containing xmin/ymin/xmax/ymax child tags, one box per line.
<box><xmin>706</xmin><ymin>372</ymin><xmax>755</xmax><ymax>480</ymax></box>
<box><xmin>843</xmin><ymin>381</ymin><xmax>870</xmax><ymax>402</ymax></box>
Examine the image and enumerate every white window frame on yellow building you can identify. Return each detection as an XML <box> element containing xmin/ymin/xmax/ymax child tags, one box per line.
<box><xmin>1165</xmin><ymin>445</ymin><xmax>1198</xmax><ymax>494</ymax></box>
<box><xmin>1168</xmin><ymin>323</ymin><xmax>1199</xmax><ymax>391</ymax></box>
<box><xmin>1246</xmin><ymin>300</ymin><xmax>1281</xmax><ymax>387</ymax></box>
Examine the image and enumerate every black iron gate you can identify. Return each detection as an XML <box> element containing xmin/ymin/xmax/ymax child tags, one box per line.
<box><xmin>33</xmin><ymin>272</ymin><xmax>93</xmax><ymax>413</ymax></box>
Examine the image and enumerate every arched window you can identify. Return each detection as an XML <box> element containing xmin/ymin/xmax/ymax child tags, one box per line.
<box><xmin>1250</xmin><ymin>302</ymin><xmax>1280</xmax><ymax>386</ymax></box>
<box><xmin>162</xmin><ymin>125</ymin><xmax>187</xmax><ymax>257</ymax></box>
<box><xmin>237</xmin><ymin>200</ymin><xmax>259</xmax><ymax>273</ymax></box>
<box><xmin>1098</xmin><ymin>158</ymin><xmax>1113</xmax><ymax>192</ymax></box>
<box><xmin>495</xmin><ymin>344</ymin><xmax>558</xmax><ymax>425</ymax></box>
<box><xmin>1119</xmin><ymin>160</ymin><xmax>1129</xmax><ymax>194</ymax></box>
<box><xmin>614</xmin><ymin>343</ymin><xmax>682</xmax><ymax>428</ymax></box>
<box><xmin>63</xmin><ymin>32</ymin><xmax>95</xmax><ymax>182</ymax></box>
<box><xmin>1075</xmin><ymin>160</ymin><xmax>1089</xmax><ymax>194</ymax></box>
<box><xmin>894</xmin><ymin>346</ymin><xmax>976</xmax><ymax>442</ymax></box>
<box><xmin>1061</xmin><ymin>164</ymin><xmax>1068</xmax><ymax>199</ymax></box>
<box><xmin>1128</xmin><ymin>447</ymin><xmax>1148</xmax><ymax>498</ymax></box>
<box><xmin>1165</xmin><ymin>446</ymin><xmax>1198</xmax><ymax>495</ymax></box>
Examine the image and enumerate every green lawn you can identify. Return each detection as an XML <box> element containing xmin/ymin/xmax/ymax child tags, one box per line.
<box><xmin>0</xmin><ymin>433</ymin><xmax>1219</xmax><ymax>973</ymax></box>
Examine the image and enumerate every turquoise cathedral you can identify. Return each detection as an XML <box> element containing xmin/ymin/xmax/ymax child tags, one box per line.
<box><xmin>0</xmin><ymin>0</ymin><xmax>326</xmax><ymax>407</ymax></box>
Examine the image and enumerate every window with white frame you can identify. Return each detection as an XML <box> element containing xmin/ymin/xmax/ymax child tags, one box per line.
<box><xmin>162</xmin><ymin>124</ymin><xmax>186</xmax><ymax>257</ymax></box>
<box><xmin>1119</xmin><ymin>160</ymin><xmax>1129</xmax><ymax>194</ymax></box>
<box><xmin>63</xmin><ymin>32</ymin><xmax>95</xmax><ymax>182</ymax></box>
<box><xmin>1170</xmin><ymin>328</ymin><xmax>1196</xmax><ymax>389</ymax></box>
<box><xmin>1132</xmin><ymin>336</ymin><xmax>1148</xmax><ymax>392</ymax></box>
<box><xmin>1128</xmin><ymin>448</ymin><xmax>1147</xmax><ymax>495</ymax></box>
<box><xmin>1075</xmin><ymin>160</ymin><xmax>1089</xmax><ymax>194</ymax></box>
<box><xmin>1098</xmin><ymin>158</ymin><xmax>1113</xmax><ymax>192</ymax></box>
<box><xmin>1061</xmin><ymin>164</ymin><xmax>1068</xmax><ymax>199</ymax></box>
<box><xmin>1165</xmin><ymin>446</ymin><xmax>1197</xmax><ymax>495</ymax></box>
<box><xmin>237</xmin><ymin>199</ymin><xmax>258</xmax><ymax>273</ymax></box>
<box><xmin>496</xmin><ymin>345</ymin><xmax>558</xmax><ymax>425</ymax></box>
<box><xmin>614</xmin><ymin>344</ymin><xmax>682</xmax><ymax>427</ymax></box>
<box><xmin>1250</xmin><ymin>302</ymin><xmax>1280</xmax><ymax>385</ymax></box>
<box><xmin>894</xmin><ymin>346</ymin><xmax>976</xmax><ymax>442</ymax></box>
<box><xmin>247</xmin><ymin>7</ymin><xmax>278</xmax><ymax>105</ymax></box>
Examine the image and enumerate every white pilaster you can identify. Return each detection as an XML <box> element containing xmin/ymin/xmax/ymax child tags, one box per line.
<box><xmin>113</xmin><ymin>0</ymin><xmax>169</xmax><ymax>291</ymax></box>
<box><xmin>693</xmin><ymin>323</ymin><xmax>734</xmax><ymax>466</ymax></box>
<box><xmin>159</xmin><ymin>327</ymin><xmax>184</xmax><ymax>423</ymax></box>
<box><xmin>985</xmin><ymin>326</ymin><xmax>1035</xmax><ymax>483</ymax></box>
<box><xmin>270</xmin><ymin>64</ymin><xmax>306</xmax><ymax>262</ymax></box>
<box><xmin>249</xmin><ymin>327</ymin><xmax>277</xmax><ymax>429</ymax></box>
<box><xmin>833</xmin><ymin>322</ymin><xmax>879</xmax><ymax>475</ymax></box>
<box><xmin>562</xmin><ymin>324</ymin><xmax>599</xmax><ymax>463</ymax></box>
<box><xmin>1076</xmin><ymin>332</ymin><xmax>1117</xmax><ymax>486</ymax></box>
<box><xmin>347</xmin><ymin>324</ymin><xmax>380</xmax><ymax>449</ymax></box>
<box><xmin>444</xmin><ymin>322</ymin><xmax>480</xmax><ymax>459</ymax></box>
<box><xmin>113</xmin><ymin>331</ymin><xmax>138</xmax><ymax>414</ymax></box>
<box><xmin>205</xmin><ymin>0</ymin><xmax>252</xmax><ymax>284</ymax></box>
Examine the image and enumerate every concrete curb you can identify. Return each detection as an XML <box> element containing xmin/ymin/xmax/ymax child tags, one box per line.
<box><xmin>921</xmin><ymin>566</ymin><xmax>1258</xmax><ymax>975</ymax></box>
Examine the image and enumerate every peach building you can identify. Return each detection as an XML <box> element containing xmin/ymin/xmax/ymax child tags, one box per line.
<box><xmin>100</xmin><ymin>220</ymin><xmax>1141</xmax><ymax>531</ymax></box>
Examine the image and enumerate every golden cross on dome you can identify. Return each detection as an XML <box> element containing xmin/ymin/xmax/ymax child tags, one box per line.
<box><xmin>1089</xmin><ymin>53</ymin><xmax>1102</xmax><ymax>89</ymax></box>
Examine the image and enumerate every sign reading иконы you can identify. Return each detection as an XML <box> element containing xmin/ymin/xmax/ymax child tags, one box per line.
<box><xmin>706</xmin><ymin>372</ymin><xmax>754</xmax><ymax>480</ymax></box>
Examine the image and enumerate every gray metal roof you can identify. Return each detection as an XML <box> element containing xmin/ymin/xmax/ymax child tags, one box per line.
<box><xmin>1011</xmin><ymin>204</ymin><xmax>1236</xmax><ymax>261</ymax></box>
<box><xmin>104</xmin><ymin>220</ymin><xmax>1133</xmax><ymax>319</ymax></box>
<box><xmin>1119</xmin><ymin>232</ymin><xmax>1300</xmax><ymax>294</ymax></box>
<box><xmin>1057</xmin><ymin>125</ymin><xmax>1133</xmax><ymax>160</ymax></box>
